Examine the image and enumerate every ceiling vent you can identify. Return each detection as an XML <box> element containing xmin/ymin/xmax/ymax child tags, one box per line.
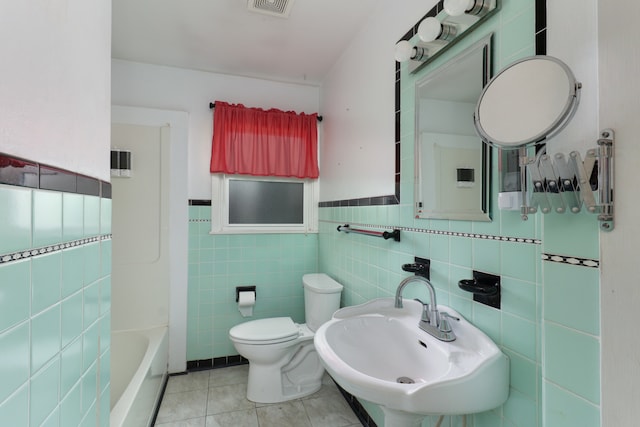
<box><xmin>247</xmin><ymin>0</ymin><xmax>295</xmax><ymax>18</ymax></box>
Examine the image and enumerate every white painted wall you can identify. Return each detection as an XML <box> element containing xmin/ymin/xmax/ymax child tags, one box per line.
<box><xmin>0</xmin><ymin>0</ymin><xmax>111</xmax><ymax>181</ymax></box>
<box><xmin>546</xmin><ymin>1</ymin><xmax>599</xmax><ymax>156</ymax></box>
<box><xmin>111</xmin><ymin>60</ymin><xmax>320</xmax><ymax>199</ymax></box>
<box><xmin>319</xmin><ymin>0</ymin><xmax>438</xmax><ymax>201</ymax></box>
<box><xmin>598</xmin><ymin>1</ymin><xmax>640</xmax><ymax>425</ymax></box>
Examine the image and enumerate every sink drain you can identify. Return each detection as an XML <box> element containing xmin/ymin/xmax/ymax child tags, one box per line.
<box><xmin>397</xmin><ymin>376</ymin><xmax>415</xmax><ymax>384</ymax></box>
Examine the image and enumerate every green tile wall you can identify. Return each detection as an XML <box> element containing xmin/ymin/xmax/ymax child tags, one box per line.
<box><xmin>317</xmin><ymin>1</ymin><xmax>601</xmax><ymax>426</ymax></box>
<box><xmin>0</xmin><ymin>185</ymin><xmax>111</xmax><ymax>427</ymax></box>
<box><xmin>0</xmin><ymin>186</ymin><xmax>31</xmax><ymax>254</ymax></box>
<box><xmin>187</xmin><ymin>205</ymin><xmax>318</xmax><ymax>360</ymax></box>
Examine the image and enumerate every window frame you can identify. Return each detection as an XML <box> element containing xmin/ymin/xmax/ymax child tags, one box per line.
<box><xmin>211</xmin><ymin>174</ymin><xmax>318</xmax><ymax>234</ymax></box>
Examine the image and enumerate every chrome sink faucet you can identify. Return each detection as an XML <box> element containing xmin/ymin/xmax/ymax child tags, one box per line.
<box><xmin>394</xmin><ymin>275</ymin><xmax>457</xmax><ymax>342</ymax></box>
<box><xmin>395</xmin><ymin>275</ymin><xmax>439</xmax><ymax>326</ymax></box>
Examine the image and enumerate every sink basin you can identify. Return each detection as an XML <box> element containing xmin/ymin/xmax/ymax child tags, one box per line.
<box><xmin>314</xmin><ymin>298</ymin><xmax>509</xmax><ymax>425</ymax></box>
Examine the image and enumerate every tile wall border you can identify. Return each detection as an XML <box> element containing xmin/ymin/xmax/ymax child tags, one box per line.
<box><xmin>322</xmin><ymin>220</ymin><xmax>541</xmax><ymax>245</ymax></box>
<box><xmin>542</xmin><ymin>253</ymin><xmax>599</xmax><ymax>268</ymax></box>
<box><xmin>186</xmin><ymin>355</ymin><xmax>248</xmax><ymax>371</ymax></box>
<box><xmin>0</xmin><ymin>152</ymin><xmax>111</xmax><ymax>198</ymax></box>
<box><xmin>323</xmin><ymin>219</ymin><xmax>600</xmax><ymax>268</ymax></box>
<box><xmin>0</xmin><ymin>234</ymin><xmax>112</xmax><ymax>266</ymax></box>
<box><xmin>189</xmin><ymin>199</ymin><xmax>212</xmax><ymax>206</ymax></box>
<box><xmin>0</xmin><ymin>152</ymin><xmax>112</xmax><ymax>267</ymax></box>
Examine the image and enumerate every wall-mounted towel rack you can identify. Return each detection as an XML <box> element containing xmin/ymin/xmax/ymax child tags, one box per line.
<box><xmin>337</xmin><ymin>224</ymin><xmax>401</xmax><ymax>242</ymax></box>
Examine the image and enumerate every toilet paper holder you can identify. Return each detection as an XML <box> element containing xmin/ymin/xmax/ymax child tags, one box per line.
<box><xmin>236</xmin><ymin>286</ymin><xmax>256</xmax><ymax>302</ymax></box>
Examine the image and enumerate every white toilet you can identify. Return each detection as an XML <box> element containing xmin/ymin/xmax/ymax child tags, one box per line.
<box><xmin>228</xmin><ymin>273</ymin><xmax>343</xmax><ymax>403</ymax></box>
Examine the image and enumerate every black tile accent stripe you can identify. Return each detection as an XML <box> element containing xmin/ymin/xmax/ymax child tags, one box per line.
<box><xmin>0</xmin><ymin>152</ymin><xmax>111</xmax><ymax>198</ymax></box>
<box><xmin>335</xmin><ymin>382</ymin><xmax>378</xmax><ymax>427</ymax></box>
<box><xmin>149</xmin><ymin>374</ymin><xmax>169</xmax><ymax>427</ymax></box>
<box><xmin>535</xmin><ymin>29</ymin><xmax>547</xmax><ymax>55</ymax></box>
<box><xmin>189</xmin><ymin>199</ymin><xmax>212</xmax><ymax>206</ymax></box>
<box><xmin>101</xmin><ymin>181</ymin><xmax>112</xmax><ymax>199</ymax></box>
<box><xmin>39</xmin><ymin>164</ymin><xmax>76</xmax><ymax>192</ymax></box>
<box><xmin>186</xmin><ymin>356</ymin><xmax>248</xmax><ymax>371</ymax></box>
<box><xmin>77</xmin><ymin>174</ymin><xmax>101</xmax><ymax>197</ymax></box>
<box><xmin>535</xmin><ymin>0</ymin><xmax>547</xmax><ymax>33</ymax></box>
<box><xmin>0</xmin><ymin>234</ymin><xmax>112</xmax><ymax>266</ymax></box>
<box><xmin>324</xmin><ymin>220</ymin><xmax>541</xmax><ymax>245</ymax></box>
<box><xmin>542</xmin><ymin>253</ymin><xmax>599</xmax><ymax>268</ymax></box>
<box><xmin>319</xmin><ymin>195</ymin><xmax>398</xmax><ymax>208</ymax></box>
<box><xmin>534</xmin><ymin>0</ymin><xmax>547</xmax><ymax>55</ymax></box>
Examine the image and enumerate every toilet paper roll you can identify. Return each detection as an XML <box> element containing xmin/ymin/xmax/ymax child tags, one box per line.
<box><xmin>238</xmin><ymin>291</ymin><xmax>255</xmax><ymax>306</ymax></box>
<box><xmin>238</xmin><ymin>291</ymin><xmax>255</xmax><ymax>317</ymax></box>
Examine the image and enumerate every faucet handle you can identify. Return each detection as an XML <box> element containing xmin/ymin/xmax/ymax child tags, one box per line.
<box><xmin>439</xmin><ymin>317</ymin><xmax>452</xmax><ymax>333</ymax></box>
<box><xmin>413</xmin><ymin>298</ymin><xmax>430</xmax><ymax>323</ymax></box>
<box><xmin>438</xmin><ymin>312</ymin><xmax>459</xmax><ymax>333</ymax></box>
<box><xmin>440</xmin><ymin>312</ymin><xmax>460</xmax><ymax>321</ymax></box>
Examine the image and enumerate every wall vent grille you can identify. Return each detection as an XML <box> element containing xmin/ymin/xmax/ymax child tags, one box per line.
<box><xmin>247</xmin><ymin>0</ymin><xmax>294</xmax><ymax>18</ymax></box>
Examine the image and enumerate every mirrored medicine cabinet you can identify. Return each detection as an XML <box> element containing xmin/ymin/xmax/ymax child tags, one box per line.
<box><xmin>414</xmin><ymin>34</ymin><xmax>493</xmax><ymax>221</ymax></box>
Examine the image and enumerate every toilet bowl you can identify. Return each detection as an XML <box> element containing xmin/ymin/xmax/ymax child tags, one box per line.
<box><xmin>229</xmin><ymin>273</ymin><xmax>343</xmax><ymax>403</ymax></box>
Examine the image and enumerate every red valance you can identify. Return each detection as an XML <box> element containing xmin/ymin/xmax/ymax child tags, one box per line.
<box><xmin>210</xmin><ymin>101</ymin><xmax>319</xmax><ymax>179</ymax></box>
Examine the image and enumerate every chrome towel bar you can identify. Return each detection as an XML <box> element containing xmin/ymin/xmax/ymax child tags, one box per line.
<box><xmin>337</xmin><ymin>224</ymin><xmax>401</xmax><ymax>242</ymax></box>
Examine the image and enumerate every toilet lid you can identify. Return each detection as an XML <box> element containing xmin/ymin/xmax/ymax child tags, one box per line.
<box><xmin>229</xmin><ymin>317</ymin><xmax>300</xmax><ymax>344</ymax></box>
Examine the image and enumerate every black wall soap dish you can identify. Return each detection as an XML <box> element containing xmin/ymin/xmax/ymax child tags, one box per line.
<box><xmin>458</xmin><ymin>271</ymin><xmax>501</xmax><ymax>309</ymax></box>
<box><xmin>402</xmin><ymin>257</ymin><xmax>430</xmax><ymax>279</ymax></box>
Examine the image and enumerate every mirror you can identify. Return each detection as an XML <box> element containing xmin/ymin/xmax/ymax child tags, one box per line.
<box><xmin>414</xmin><ymin>34</ymin><xmax>492</xmax><ymax>221</ymax></box>
<box><xmin>474</xmin><ymin>56</ymin><xmax>581</xmax><ymax>148</ymax></box>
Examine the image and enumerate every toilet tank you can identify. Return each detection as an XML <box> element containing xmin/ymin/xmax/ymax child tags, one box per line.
<box><xmin>303</xmin><ymin>273</ymin><xmax>343</xmax><ymax>331</ymax></box>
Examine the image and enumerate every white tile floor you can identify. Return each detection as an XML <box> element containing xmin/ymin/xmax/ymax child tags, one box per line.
<box><xmin>154</xmin><ymin>364</ymin><xmax>363</xmax><ymax>427</ymax></box>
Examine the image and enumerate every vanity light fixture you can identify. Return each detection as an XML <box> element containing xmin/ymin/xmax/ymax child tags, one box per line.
<box><xmin>394</xmin><ymin>40</ymin><xmax>430</xmax><ymax>63</ymax></box>
<box><xmin>395</xmin><ymin>0</ymin><xmax>498</xmax><ymax>72</ymax></box>
<box><xmin>418</xmin><ymin>17</ymin><xmax>458</xmax><ymax>42</ymax></box>
<box><xmin>395</xmin><ymin>18</ymin><xmax>457</xmax><ymax>63</ymax></box>
<box><xmin>444</xmin><ymin>0</ymin><xmax>491</xmax><ymax>17</ymax></box>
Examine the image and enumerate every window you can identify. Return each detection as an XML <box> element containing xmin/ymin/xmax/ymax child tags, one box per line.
<box><xmin>209</xmin><ymin>101</ymin><xmax>319</xmax><ymax>234</ymax></box>
<box><xmin>211</xmin><ymin>174</ymin><xmax>318</xmax><ymax>234</ymax></box>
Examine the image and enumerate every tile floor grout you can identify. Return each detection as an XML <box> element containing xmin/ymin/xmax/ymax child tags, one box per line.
<box><xmin>154</xmin><ymin>364</ymin><xmax>364</xmax><ymax>427</ymax></box>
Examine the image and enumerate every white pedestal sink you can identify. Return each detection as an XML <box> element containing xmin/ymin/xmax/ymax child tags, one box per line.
<box><xmin>314</xmin><ymin>298</ymin><xmax>509</xmax><ymax>427</ymax></box>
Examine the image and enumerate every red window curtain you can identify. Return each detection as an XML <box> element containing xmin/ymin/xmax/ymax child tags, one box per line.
<box><xmin>210</xmin><ymin>101</ymin><xmax>319</xmax><ymax>179</ymax></box>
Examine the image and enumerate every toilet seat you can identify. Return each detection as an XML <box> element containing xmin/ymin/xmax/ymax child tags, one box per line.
<box><xmin>229</xmin><ymin>317</ymin><xmax>300</xmax><ymax>345</ymax></box>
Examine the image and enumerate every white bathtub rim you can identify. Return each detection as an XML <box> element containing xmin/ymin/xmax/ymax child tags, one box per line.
<box><xmin>110</xmin><ymin>326</ymin><xmax>168</xmax><ymax>427</ymax></box>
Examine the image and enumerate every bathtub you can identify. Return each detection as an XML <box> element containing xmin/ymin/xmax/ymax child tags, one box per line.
<box><xmin>110</xmin><ymin>326</ymin><xmax>169</xmax><ymax>427</ymax></box>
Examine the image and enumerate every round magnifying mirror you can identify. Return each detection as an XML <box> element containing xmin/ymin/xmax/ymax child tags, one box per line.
<box><xmin>474</xmin><ymin>56</ymin><xmax>581</xmax><ymax>149</ymax></box>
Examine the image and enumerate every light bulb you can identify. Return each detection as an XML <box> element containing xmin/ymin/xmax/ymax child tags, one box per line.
<box><xmin>394</xmin><ymin>40</ymin><xmax>415</xmax><ymax>62</ymax></box>
<box><xmin>417</xmin><ymin>17</ymin><xmax>442</xmax><ymax>42</ymax></box>
<box><xmin>444</xmin><ymin>0</ymin><xmax>475</xmax><ymax>16</ymax></box>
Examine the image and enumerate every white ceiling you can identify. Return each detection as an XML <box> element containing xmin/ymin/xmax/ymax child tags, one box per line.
<box><xmin>112</xmin><ymin>0</ymin><xmax>380</xmax><ymax>86</ymax></box>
